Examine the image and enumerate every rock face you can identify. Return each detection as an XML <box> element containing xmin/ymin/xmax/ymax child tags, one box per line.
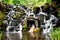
<box><xmin>0</xmin><ymin>2</ymin><xmax>10</xmax><ymax>12</ymax></box>
<box><xmin>29</xmin><ymin>25</ymin><xmax>35</xmax><ymax>33</ymax></box>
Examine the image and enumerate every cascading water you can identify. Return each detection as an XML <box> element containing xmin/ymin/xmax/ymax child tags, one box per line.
<box><xmin>6</xmin><ymin>8</ymin><xmax>14</xmax><ymax>32</ymax></box>
<box><xmin>38</xmin><ymin>7</ymin><xmax>58</xmax><ymax>40</ymax></box>
<box><xmin>5</xmin><ymin>6</ymin><xmax>23</xmax><ymax>40</ymax></box>
<box><xmin>18</xmin><ymin>6</ymin><xmax>35</xmax><ymax>18</ymax></box>
<box><xmin>4</xmin><ymin>4</ymin><xmax>58</xmax><ymax>40</ymax></box>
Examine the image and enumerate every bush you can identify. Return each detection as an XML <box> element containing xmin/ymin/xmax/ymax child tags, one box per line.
<box><xmin>50</xmin><ymin>28</ymin><xmax>60</xmax><ymax>40</ymax></box>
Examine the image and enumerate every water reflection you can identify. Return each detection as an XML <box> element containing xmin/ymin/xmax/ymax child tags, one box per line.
<box><xmin>23</xmin><ymin>32</ymin><xmax>46</xmax><ymax>40</ymax></box>
<box><xmin>6</xmin><ymin>31</ymin><xmax>22</xmax><ymax>40</ymax></box>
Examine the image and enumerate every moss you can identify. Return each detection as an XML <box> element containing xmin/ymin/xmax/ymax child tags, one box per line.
<box><xmin>23</xmin><ymin>25</ymin><xmax>27</xmax><ymax>29</ymax></box>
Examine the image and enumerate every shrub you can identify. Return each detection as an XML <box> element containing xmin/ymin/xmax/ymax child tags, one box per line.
<box><xmin>50</xmin><ymin>28</ymin><xmax>60</xmax><ymax>40</ymax></box>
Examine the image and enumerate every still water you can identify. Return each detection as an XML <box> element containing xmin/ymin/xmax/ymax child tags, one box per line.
<box><xmin>23</xmin><ymin>31</ymin><xmax>46</xmax><ymax>40</ymax></box>
<box><xmin>2</xmin><ymin>31</ymin><xmax>50</xmax><ymax>40</ymax></box>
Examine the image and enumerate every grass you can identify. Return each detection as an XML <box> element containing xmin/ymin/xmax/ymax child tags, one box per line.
<box><xmin>50</xmin><ymin>27</ymin><xmax>60</xmax><ymax>40</ymax></box>
<box><xmin>0</xmin><ymin>31</ymin><xmax>2</xmax><ymax>40</ymax></box>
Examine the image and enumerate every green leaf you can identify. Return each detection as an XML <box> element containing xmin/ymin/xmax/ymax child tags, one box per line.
<box><xmin>0</xmin><ymin>0</ymin><xmax>51</xmax><ymax>8</ymax></box>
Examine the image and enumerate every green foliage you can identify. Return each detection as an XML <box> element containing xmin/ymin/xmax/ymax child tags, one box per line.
<box><xmin>0</xmin><ymin>0</ymin><xmax>1</xmax><ymax>2</ymax></box>
<box><xmin>0</xmin><ymin>0</ymin><xmax>51</xmax><ymax>9</ymax></box>
<box><xmin>23</xmin><ymin>24</ymin><xmax>27</xmax><ymax>29</ymax></box>
<box><xmin>58</xmin><ymin>11</ymin><xmax>60</xmax><ymax>17</ymax></box>
<box><xmin>2</xmin><ymin>0</ymin><xmax>13</xmax><ymax>5</ymax></box>
<box><xmin>13</xmin><ymin>0</ymin><xmax>27</xmax><ymax>5</ymax></box>
<box><xmin>0</xmin><ymin>31</ymin><xmax>2</xmax><ymax>40</ymax></box>
<box><xmin>50</xmin><ymin>28</ymin><xmax>60</xmax><ymax>40</ymax></box>
<box><xmin>0</xmin><ymin>20</ymin><xmax>3</xmax><ymax>26</ymax></box>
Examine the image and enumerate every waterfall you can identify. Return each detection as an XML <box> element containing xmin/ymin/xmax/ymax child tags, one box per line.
<box><xmin>6</xmin><ymin>8</ymin><xmax>14</xmax><ymax>32</ymax></box>
<box><xmin>4</xmin><ymin>5</ymin><xmax>58</xmax><ymax>40</ymax></box>
<box><xmin>38</xmin><ymin>7</ymin><xmax>58</xmax><ymax>40</ymax></box>
<box><xmin>38</xmin><ymin>7</ymin><xmax>47</xmax><ymax>16</ymax></box>
<box><xmin>5</xmin><ymin>6</ymin><xmax>23</xmax><ymax>40</ymax></box>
